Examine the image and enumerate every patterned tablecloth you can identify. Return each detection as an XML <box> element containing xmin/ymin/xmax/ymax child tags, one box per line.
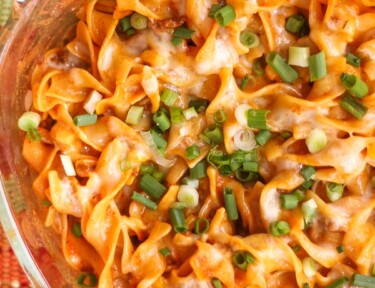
<box><xmin>0</xmin><ymin>226</ymin><xmax>30</xmax><ymax>287</ymax></box>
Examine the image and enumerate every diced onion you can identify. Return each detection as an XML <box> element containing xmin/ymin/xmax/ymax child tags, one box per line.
<box><xmin>60</xmin><ymin>155</ymin><xmax>76</xmax><ymax>176</ymax></box>
<box><xmin>235</xmin><ymin>104</ymin><xmax>251</xmax><ymax>126</ymax></box>
<box><xmin>177</xmin><ymin>185</ymin><xmax>199</xmax><ymax>208</ymax></box>
<box><xmin>140</xmin><ymin>131</ymin><xmax>176</xmax><ymax>167</ymax></box>
<box><xmin>234</xmin><ymin>129</ymin><xmax>257</xmax><ymax>152</ymax></box>
<box><xmin>84</xmin><ymin>90</ymin><xmax>102</xmax><ymax>115</ymax></box>
<box><xmin>306</xmin><ymin>128</ymin><xmax>327</xmax><ymax>154</ymax></box>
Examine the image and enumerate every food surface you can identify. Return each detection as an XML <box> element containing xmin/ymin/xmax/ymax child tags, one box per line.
<box><xmin>18</xmin><ymin>0</ymin><xmax>375</xmax><ymax>287</ymax></box>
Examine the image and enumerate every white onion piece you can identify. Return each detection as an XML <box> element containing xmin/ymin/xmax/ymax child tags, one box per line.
<box><xmin>177</xmin><ymin>185</ymin><xmax>199</xmax><ymax>208</ymax></box>
<box><xmin>140</xmin><ymin>131</ymin><xmax>176</xmax><ymax>167</ymax></box>
<box><xmin>235</xmin><ymin>103</ymin><xmax>251</xmax><ymax>126</ymax></box>
<box><xmin>233</xmin><ymin>129</ymin><xmax>257</xmax><ymax>151</ymax></box>
<box><xmin>60</xmin><ymin>155</ymin><xmax>76</xmax><ymax>176</ymax></box>
<box><xmin>84</xmin><ymin>90</ymin><xmax>103</xmax><ymax>115</ymax></box>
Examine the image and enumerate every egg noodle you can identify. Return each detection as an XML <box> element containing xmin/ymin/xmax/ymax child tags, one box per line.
<box><xmin>20</xmin><ymin>0</ymin><xmax>375</xmax><ymax>287</ymax></box>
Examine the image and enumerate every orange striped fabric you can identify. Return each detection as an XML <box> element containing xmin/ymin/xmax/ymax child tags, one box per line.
<box><xmin>0</xmin><ymin>226</ymin><xmax>30</xmax><ymax>288</ymax></box>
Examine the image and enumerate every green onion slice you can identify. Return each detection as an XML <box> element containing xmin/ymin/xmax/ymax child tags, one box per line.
<box><xmin>26</xmin><ymin>128</ymin><xmax>41</xmax><ymax>142</ymax></box>
<box><xmin>130</xmin><ymin>12</ymin><xmax>148</xmax><ymax>30</ymax></box>
<box><xmin>239</xmin><ymin>31</ymin><xmax>260</xmax><ymax>48</ymax></box>
<box><xmin>288</xmin><ymin>46</ymin><xmax>310</xmax><ymax>67</ymax></box>
<box><xmin>139</xmin><ymin>173</ymin><xmax>167</xmax><ymax>200</ymax></box>
<box><xmin>285</xmin><ymin>14</ymin><xmax>308</xmax><ymax>35</ymax></box>
<box><xmin>150</xmin><ymin>129</ymin><xmax>167</xmax><ymax>150</ymax></box>
<box><xmin>159</xmin><ymin>247</ymin><xmax>171</xmax><ymax>256</ymax></box>
<box><xmin>77</xmin><ymin>273</ymin><xmax>98</xmax><ymax>287</ymax></box>
<box><xmin>183</xmin><ymin>107</ymin><xmax>198</xmax><ymax>120</ymax></box>
<box><xmin>194</xmin><ymin>218</ymin><xmax>210</xmax><ymax>235</ymax></box>
<box><xmin>280</xmin><ymin>194</ymin><xmax>299</xmax><ymax>210</ymax></box>
<box><xmin>211</xmin><ymin>4</ymin><xmax>236</xmax><ymax>27</ymax></box>
<box><xmin>171</xmin><ymin>36</ymin><xmax>183</xmax><ymax>47</ymax></box>
<box><xmin>223</xmin><ymin>187</ymin><xmax>239</xmax><ymax>220</ymax></box>
<box><xmin>173</xmin><ymin>27</ymin><xmax>195</xmax><ymax>39</ymax></box>
<box><xmin>308</xmin><ymin>51</ymin><xmax>327</xmax><ymax>81</ymax></box>
<box><xmin>339</xmin><ymin>93</ymin><xmax>368</xmax><ymax>119</ymax></box>
<box><xmin>131</xmin><ymin>191</ymin><xmax>158</xmax><ymax>210</ymax></box>
<box><xmin>302</xmin><ymin>256</ymin><xmax>317</xmax><ymax>278</ymax></box>
<box><xmin>326</xmin><ymin>277</ymin><xmax>348</xmax><ymax>288</ymax></box>
<box><xmin>190</xmin><ymin>161</ymin><xmax>207</xmax><ymax>179</ymax></box>
<box><xmin>300</xmin><ymin>166</ymin><xmax>316</xmax><ymax>181</ymax></box>
<box><xmin>119</xmin><ymin>15</ymin><xmax>131</xmax><ymax>32</ymax></box>
<box><xmin>204</xmin><ymin>125</ymin><xmax>223</xmax><ymax>144</ymax></box>
<box><xmin>169</xmin><ymin>208</ymin><xmax>187</xmax><ymax>233</ymax></box>
<box><xmin>71</xmin><ymin>222</ymin><xmax>82</xmax><ymax>238</ymax></box>
<box><xmin>186</xmin><ymin>144</ymin><xmax>200</xmax><ymax>160</ymax></box>
<box><xmin>73</xmin><ymin>114</ymin><xmax>98</xmax><ymax>127</ymax></box>
<box><xmin>340</xmin><ymin>72</ymin><xmax>369</xmax><ymax>99</ymax></box>
<box><xmin>326</xmin><ymin>182</ymin><xmax>344</xmax><ymax>202</ymax></box>
<box><xmin>214</xmin><ymin>109</ymin><xmax>226</xmax><ymax>125</ymax></box>
<box><xmin>177</xmin><ymin>185</ymin><xmax>199</xmax><ymax>208</ymax></box>
<box><xmin>306</xmin><ymin>128</ymin><xmax>327</xmax><ymax>154</ymax></box>
<box><xmin>125</xmin><ymin>105</ymin><xmax>144</xmax><ymax>125</ymax></box>
<box><xmin>301</xmin><ymin>199</ymin><xmax>318</xmax><ymax>228</ymax></box>
<box><xmin>153</xmin><ymin>110</ymin><xmax>171</xmax><ymax>132</ymax></box>
<box><xmin>161</xmin><ymin>88</ymin><xmax>179</xmax><ymax>106</ymax></box>
<box><xmin>351</xmin><ymin>274</ymin><xmax>375</xmax><ymax>288</ymax></box>
<box><xmin>233</xmin><ymin>251</ymin><xmax>254</xmax><ymax>271</ymax></box>
<box><xmin>336</xmin><ymin>245</ymin><xmax>344</xmax><ymax>254</ymax></box>
<box><xmin>255</xmin><ymin>130</ymin><xmax>272</xmax><ymax>146</ymax></box>
<box><xmin>170</xmin><ymin>106</ymin><xmax>184</xmax><ymax>124</ymax></box>
<box><xmin>346</xmin><ymin>53</ymin><xmax>361</xmax><ymax>67</ymax></box>
<box><xmin>269</xmin><ymin>220</ymin><xmax>290</xmax><ymax>236</ymax></box>
<box><xmin>18</xmin><ymin>111</ymin><xmax>41</xmax><ymax>131</ymax></box>
<box><xmin>212</xmin><ymin>278</ymin><xmax>223</xmax><ymax>288</ymax></box>
<box><xmin>266</xmin><ymin>51</ymin><xmax>298</xmax><ymax>84</ymax></box>
<box><xmin>247</xmin><ymin>109</ymin><xmax>269</xmax><ymax>130</ymax></box>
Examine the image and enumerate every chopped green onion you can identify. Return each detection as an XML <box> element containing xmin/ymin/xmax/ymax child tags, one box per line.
<box><xmin>233</xmin><ymin>251</ymin><xmax>254</xmax><ymax>271</ymax></box>
<box><xmin>71</xmin><ymin>223</ymin><xmax>82</xmax><ymax>238</ymax></box>
<box><xmin>339</xmin><ymin>93</ymin><xmax>368</xmax><ymax>119</ymax></box>
<box><xmin>301</xmin><ymin>179</ymin><xmax>313</xmax><ymax>190</ymax></box>
<box><xmin>139</xmin><ymin>174</ymin><xmax>167</xmax><ymax>200</ymax></box>
<box><xmin>190</xmin><ymin>161</ymin><xmax>206</xmax><ymax>179</ymax></box>
<box><xmin>293</xmin><ymin>189</ymin><xmax>306</xmax><ymax>201</ymax></box>
<box><xmin>302</xmin><ymin>256</ymin><xmax>317</xmax><ymax>278</ymax></box>
<box><xmin>130</xmin><ymin>12</ymin><xmax>148</xmax><ymax>30</ymax></box>
<box><xmin>266</xmin><ymin>51</ymin><xmax>298</xmax><ymax>83</ymax></box>
<box><xmin>288</xmin><ymin>46</ymin><xmax>310</xmax><ymax>67</ymax></box>
<box><xmin>126</xmin><ymin>28</ymin><xmax>136</xmax><ymax>36</ymax></box>
<box><xmin>247</xmin><ymin>109</ymin><xmax>269</xmax><ymax>129</ymax></box>
<box><xmin>212</xmin><ymin>278</ymin><xmax>223</xmax><ymax>288</ymax></box>
<box><xmin>171</xmin><ymin>36</ymin><xmax>183</xmax><ymax>47</ymax></box>
<box><xmin>285</xmin><ymin>14</ymin><xmax>308</xmax><ymax>35</ymax></box>
<box><xmin>208</xmin><ymin>4</ymin><xmax>222</xmax><ymax>18</ymax></box>
<box><xmin>153</xmin><ymin>110</ymin><xmax>171</xmax><ymax>132</ymax></box>
<box><xmin>186</xmin><ymin>144</ymin><xmax>200</xmax><ymax>160</ymax></box>
<box><xmin>41</xmin><ymin>199</ymin><xmax>52</xmax><ymax>207</ymax></box>
<box><xmin>240</xmin><ymin>75</ymin><xmax>250</xmax><ymax>91</ymax></box>
<box><xmin>73</xmin><ymin>114</ymin><xmax>98</xmax><ymax>127</ymax></box>
<box><xmin>181</xmin><ymin>177</ymin><xmax>200</xmax><ymax>189</ymax></box>
<box><xmin>245</xmin><ymin>149</ymin><xmax>258</xmax><ymax>162</ymax></box>
<box><xmin>152</xmin><ymin>170</ymin><xmax>164</xmax><ymax>182</ymax></box>
<box><xmin>189</xmin><ymin>99</ymin><xmax>209</xmax><ymax>113</ymax></box>
<box><xmin>170</xmin><ymin>106</ymin><xmax>184</xmax><ymax>124</ymax></box>
<box><xmin>255</xmin><ymin>130</ymin><xmax>272</xmax><ymax>146</ymax></box>
<box><xmin>207</xmin><ymin>146</ymin><xmax>229</xmax><ymax>169</ymax></box>
<box><xmin>131</xmin><ymin>191</ymin><xmax>158</xmax><ymax>210</ymax></box>
<box><xmin>119</xmin><ymin>15</ymin><xmax>131</xmax><ymax>32</ymax></box>
<box><xmin>171</xmin><ymin>202</ymin><xmax>188</xmax><ymax>209</ymax></box>
<box><xmin>243</xmin><ymin>161</ymin><xmax>258</xmax><ymax>172</ymax></box>
<box><xmin>235</xmin><ymin>169</ymin><xmax>258</xmax><ymax>183</ymax></box>
<box><xmin>223</xmin><ymin>187</ymin><xmax>239</xmax><ymax>221</ymax></box>
<box><xmin>253</xmin><ymin>58</ymin><xmax>265</xmax><ymax>76</ymax></box>
<box><xmin>183</xmin><ymin>107</ymin><xmax>198</xmax><ymax>120</ymax></box>
<box><xmin>161</xmin><ymin>88</ymin><xmax>179</xmax><ymax>106</ymax></box>
<box><xmin>150</xmin><ymin>129</ymin><xmax>167</xmax><ymax>150</ymax></box>
<box><xmin>173</xmin><ymin>27</ymin><xmax>195</xmax><ymax>39</ymax></box>
<box><xmin>26</xmin><ymin>128</ymin><xmax>41</xmax><ymax>142</ymax></box>
<box><xmin>300</xmin><ymin>166</ymin><xmax>316</xmax><ymax>180</ymax></box>
<box><xmin>194</xmin><ymin>218</ymin><xmax>210</xmax><ymax>235</ymax></box>
<box><xmin>327</xmin><ymin>277</ymin><xmax>349</xmax><ymax>288</ymax></box>
<box><xmin>214</xmin><ymin>109</ymin><xmax>226</xmax><ymax>125</ymax></box>
<box><xmin>308</xmin><ymin>51</ymin><xmax>327</xmax><ymax>81</ymax></box>
<box><xmin>239</xmin><ymin>31</ymin><xmax>260</xmax><ymax>48</ymax></box>
<box><xmin>269</xmin><ymin>220</ymin><xmax>290</xmax><ymax>236</ymax></box>
<box><xmin>346</xmin><ymin>53</ymin><xmax>361</xmax><ymax>67</ymax></box>
<box><xmin>301</xmin><ymin>199</ymin><xmax>318</xmax><ymax>228</ymax></box>
<box><xmin>235</xmin><ymin>104</ymin><xmax>251</xmax><ymax>126</ymax></box>
<box><xmin>340</xmin><ymin>73</ymin><xmax>369</xmax><ymax>98</ymax></box>
<box><xmin>159</xmin><ymin>247</ymin><xmax>171</xmax><ymax>256</ymax></box>
<box><xmin>204</xmin><ymin>125</ymin><xmax>223</xmax><ymax>144</ymax></box>
<box><xmin>18</xmin><ymin>111</ymin><xmax>41</xmax><ymax>132</ymax></box>
<box><xmin>280</xmin><ymin>194</ymin><xmax>299</xmax><ymax>210</ymax></box>
<box><xmin>302</xmin><ymin>283</ymin><xmax>310</xmax><ymax>288</ymax></box>
<box><xmin>140</xmin><ymin>163</ymin><xmax>156</xmax><ymax>175</ymax></box>
<box><xmin>177</xmin><ymin>185</ymin><xmax>199</xmax><ymax>208</ymax></box>
<box><xmin>351</xmin><ymin>274</ymin><xmax>375</xmax><ymax>288</ymax></box>
<box><xmin>229</xmin><ymin>151</ymin><xmax>245</xmax><ymax>171</ymax></box>
<box><xmin>77</xmin><ymin>273</ymin><xmax>98</xmax><ymax>287</ymax></box>
<box><xmin>211</xmin><ymin>4</ymin><xmax>236</xmax><ymax>27</ymax></box>
<box><xmin>326</xmin><ymin>182</ymin><xmax>344</xmax><ymax>202</ymax></box>
<box><xmin>220</xmin><ymin>165</ymin><xmax>233</xmax><ymax>176</ymax></box>
<box><xmin>336</xmin><ymin>245</ymin><xmax>344</xmax><ymax>253</ymax></box>
<box><xmin>125</xmin><ymin>105</ymin><xmax>144</xmax><ymax>125</ymax></box>
<box><xmin>119</xmin><ymin>159</ymin><xmax>132</xmax><ymax>171</ymax></box>
<box><xmin>306</xmin><ymin>128</ymin><xmax>327</xmax><ymax>153</ymax></box>
<box><xmin>169</xmin><ymin>208</ymin><xmax>187</xmax><ymax>233</ymax></box>
<box><xmin>292</xmin><ymin>245</ymin><xmax>301</xmax><ymax>253</ymax></box>
<box><xmin>234</xmin><ymin>129</ymin><xmax>257</xmax><ymax>152</ymax></box>
<box><xmin>280</xmin><ymin>131</ymin><xmax>292</xmax><ymax>139</ymax></box>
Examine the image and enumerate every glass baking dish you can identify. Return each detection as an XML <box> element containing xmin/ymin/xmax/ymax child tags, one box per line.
<box><xmin>0</xmin><ymin>0</ymin><xmax>84</xmax><ymax>286</ymax></box>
